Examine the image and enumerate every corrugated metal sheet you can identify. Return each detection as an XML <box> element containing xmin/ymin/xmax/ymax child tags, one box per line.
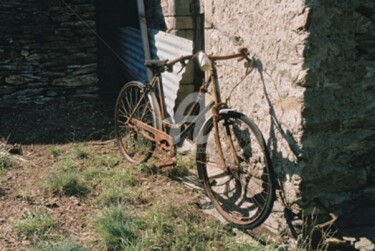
<box><xmin>119</xmin><ymin>27</ymin><xmax>193</xmax><ymax>121</ymax></box>
<box><xmin>118</xmin><ymin>27</ymin><xmax>147</xmax><ymax>81</ymax></box>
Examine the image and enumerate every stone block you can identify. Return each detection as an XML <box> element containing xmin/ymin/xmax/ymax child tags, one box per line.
<box><xmin>165</xmin><ymin>16</ymin><xmax>194</xmax><ymax>30</ymax></box>
<box><xmin>0</xmin><ymin>0</ymin><xmax>98</xmax><ymax>107</ymax></box>
<box><xmin>5</xmin><ymin>75</ymin><xmax>25</xmax><ymax>85</ymax></box>
<box><xmin>52</xmin><ymin>74</ymin><xmax>98</xmax><ymax>87</ymax></box>
<box><xmin>169</xmin><ymin>29</ymin><xmax>194</xmax><ymax>41</ymax></box>
<box><xmin>161</xmin><ymin>0</ymin><xmax>193</xmax><ymax>16</ymax></box>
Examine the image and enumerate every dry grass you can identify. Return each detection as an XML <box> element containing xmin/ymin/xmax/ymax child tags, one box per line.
<box><xmin>1</xmin><ymin>140</ymin><xmax>276</xmax><ymax>250</ymax></box>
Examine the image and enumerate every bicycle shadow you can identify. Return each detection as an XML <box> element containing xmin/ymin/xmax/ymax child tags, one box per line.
<box><xmin>251</xmin><ymin>58</ymin><xmax>306</xmax><ymax>238</ymax></box>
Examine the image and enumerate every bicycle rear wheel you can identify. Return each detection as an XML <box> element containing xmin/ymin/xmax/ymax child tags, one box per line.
<box><xmin>196</xmin><ymin>111</ymin><xmax>275</xmax><ymax>229</ymax></box>
<box><xmin>115</xmin><ymin>81</ymin><xmax>161</xmax><ymax>163</ymax></box>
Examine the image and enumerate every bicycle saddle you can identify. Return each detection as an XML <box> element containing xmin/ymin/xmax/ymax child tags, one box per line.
<box><xmin>144</xmin><ymin>59</ymin><xmax>171</xmax><ymax>74</ymax></box>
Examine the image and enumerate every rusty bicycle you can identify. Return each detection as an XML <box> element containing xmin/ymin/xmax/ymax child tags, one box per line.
<box><xmin>114</xmin><ymin>48</ymin><xmax>275</xmax><ymax>229</ymax></box>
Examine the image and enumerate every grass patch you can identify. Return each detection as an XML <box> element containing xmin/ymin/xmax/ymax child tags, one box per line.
<box><xmin>95</xmin><ymin>169</ymin><xmax>136</xmax><ymax>206</ymax></box>
<box><xmin>16</xmin><ymin>188</ymin><xmax>33</xmax><ymax>202</ymax></box>
<box><xmin>48</xmin><ymin>164</ymin><xmax>89</xmax><ymax>197</ymax></box>
<box><xmin>95</xmin><ymin>155</ymin><xmax>121</xmax><ymax>169</ymax></box>
<box><xmin>95</xmin><ymin>205</ymin><xmax>141</xmax><ymax>250</ymax></box>
<box><xmin>165</xmin><ymin>152</ymin><xmax>195</xmax><ymax>179</ymax></box>
<box><xmin>11</xmin><ymin>143</ymin><xmax>277</xmax><ymax>250</ymax></box>
<box><xmin>47</xmin><ymin>145</ymin><xmax>127</xmax><ymax>200</ymax></box>
<box><xmin>140</xmin><ymin>202</ymin><xmax>260</xmax><ymax>250</ymax></box>
<box><xmin>14</xmin><ymin>208</ymin><xmax>57</xmax><ymax>243</ymax></box>
<box><xmin>33</xmin><ymin>240</ymin><xmax>86</xmax><ymax>251</ymax></box>
<box><xmin>0</xmin><ymin>154</ymin><xmax>17</xmax><ymax>176</ymax></box>
<box><xmin>49</xmin><ymin>147</ymin><xmax>62</xmax><ymax>158</ymax></box>
<box><xmin>0</xmin><ymin>155</ymin><xmax>13</xmax><ymax>170</ymax></box>
<box><xmin>73</xmin><ymin>146</ymin><xmax>90</xmax><ymax>160</ymax></box>
<box><xmin>94</xmin><ymin>201</ymin><xmax>270</xmax><ymax>251</ymax></box>
<box><xmin>0</xmin><ymin>138</ymin><xmax>17</xmax><ymax>175</ymax></box>
<box><xmin>176</xmin><ymin>151</ymin><xmax>196</xmax><ymax>169</ymax></box>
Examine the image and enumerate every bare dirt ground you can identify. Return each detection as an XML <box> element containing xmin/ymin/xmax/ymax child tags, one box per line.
<box><xmin>0</xmin><ymin>98</ymin><xmax>273</xmax><ymax>251</ymax></box>
<box><xmin>0</xmin><ymin>98</ymin><xmax>115</xmax><ymax>250</ymax></box>
<box><xmin>1</xmin><ymin>96</ymin><xmax>369</xmax><ymax>251</ymax></box>
<box><xmin>0</xmin><ymin>98</ymin><xmax>209</xmax><ymax>250</ymax></box>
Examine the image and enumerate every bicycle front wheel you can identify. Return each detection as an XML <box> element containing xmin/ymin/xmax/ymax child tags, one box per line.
<box><xmin>196</xmin><ymin>111</ymin><xmax>275</xmax><ymax>229</ymax></box>
<box><xmin>115</xmin><ymin>81</ymin><xmax>161</xmax><ymax>163</ymax></box>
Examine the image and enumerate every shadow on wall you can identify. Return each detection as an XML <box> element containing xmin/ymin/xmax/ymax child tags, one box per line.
<box><xmin>250</xmin><ymin>3</ymin><xmax>375</xmax><ymax>243</ymax></box>
<box><xmin>252</xmin><ymin>59</ymin><xmax>306</xmax><ymax>240</ymax></box>
<box><xmin>253</xmin><ymin>48</ymin><xmax>373</xmax><ymax>249</ymax></box>
<box><xmin>302</xmin><ymin>0</ymin><xmax>375</xmax><ymax>244</ymax></box>
<box><xmin>0</xmin><ymin>1</ymin><xmax>169</xmax><ymax>145</ymax></box>
<box><xmin>243</xmin><ymin>2</ymin><xmax>375</xmax><ymax>247</ymax></box>
<box><xmin>0</xmin><ymin>0</ymin><xmax>116</xmax><ymax>145</ymax></box>
<box><xmin>144</xmin><ymin>0</ymin><xmax>167</xmax><ymax>31</ymax></box>
<box><xmin>95</xmin><ymin>0</ymin><xmax>139</xmax><ymax>100</ymax></box>
<box><xmin>95</xmin><ymin>0</ymin><xmax>167</xmax><ymax>100</ymax></box>
<box><xmin>254</xmin><ymin>1</ymin><xmax>375</xmax><ymax>247</ymax></box>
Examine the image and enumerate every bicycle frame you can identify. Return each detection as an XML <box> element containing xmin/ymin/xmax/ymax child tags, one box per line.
<box><xmin>116</xmin><ymin>48</ymin><xmax>276</xmax><ymax>229</ymax></box>
<box><xmin>142</xmin><ymin>71</ymin><xmax>214</xmax><ymax>144</ymax></box>
<box><xmin>127</xmin><ymin>48</ymin><xmax>252</xmax><ymax>168</ymax></box>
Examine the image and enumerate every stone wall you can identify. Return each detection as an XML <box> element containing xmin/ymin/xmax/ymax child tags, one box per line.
<box><xmin>205</xmin><ymin>0</ymin><xmax>375</xmax><ymax>245</ymax></box>
<box><xmin>157</xmin><ymin>0</ymin><xmax>195</xmax><ymax>40</ymax></box>
<box><xmin>302</xmin><ymin>0</ymin><xmax>375</xmax><ymax>243</ymax></box>
<box><xmin>203</xmin><ymin>0</ymin><xmax>375</xmax><ymax>247</ymax></box>
<box><xmin>204</xmin><ymin>0</ymin><xmax>308</xmax><ymax>237</ymax></box>
<box><xmin>157</xmin><ymin>0</ymin><xmax>203</xmax><ymax>51</ymax></box>
<box><xmin>0</xmin><ymin>0</ymin><xmax>97</xmax><ymax>108</ymax></box>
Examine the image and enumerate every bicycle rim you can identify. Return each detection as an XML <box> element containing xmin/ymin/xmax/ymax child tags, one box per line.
<box><xmin>196</xmin><ymin>113</ymin><xmax>275</xmax><ymax>229</ymax></box>
<box><xmin>115</xmin><ymin>81</ymin><xmax>161</xmax><ymax>163</ymax></box>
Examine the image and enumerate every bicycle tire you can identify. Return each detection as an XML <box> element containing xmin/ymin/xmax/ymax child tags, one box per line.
<box><xmin>115</xmin><ymin>81</ymin><xmax>161</xmax><ymax>163</ymax></box>
<box><xmin>196</xmin><ymin>111</ymin><xmax>275</xmax><ymax>229</ymax></box>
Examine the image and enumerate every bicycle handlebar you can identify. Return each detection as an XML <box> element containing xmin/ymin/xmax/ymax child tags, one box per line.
<box><xmin>165</xmin><ymin>55</ymin><xmax>193</xmax><ymax>67</ymax></box>
<box><xmin>209</xmin><ymin>48</ymin><xmax>250</xmax><ymax>62</ymax></box>
<box><xmin>165</xmin><ymin>48</ymin><xmax>252</xmax><ymax>68</ymax></box>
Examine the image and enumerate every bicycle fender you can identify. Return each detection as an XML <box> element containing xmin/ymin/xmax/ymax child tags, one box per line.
<box><xmin>218</xmin><ymin>108</ymin><xmax>238</xmax><ymax>115</ymax></box>
<box><xmin>197</xmin><ymin>109</ymin><xmax>243</xmax><ymax>135</ymax></box>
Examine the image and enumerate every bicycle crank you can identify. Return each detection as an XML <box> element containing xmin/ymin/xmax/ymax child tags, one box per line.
<box><xmin>129</xmin><ymin>118</ymin><xmax>176</xmax><ymax>169</ymax></box>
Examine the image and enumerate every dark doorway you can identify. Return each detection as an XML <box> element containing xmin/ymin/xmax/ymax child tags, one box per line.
<box><xmin>95</xmin><ymin>0</ymin><xmax>139</xmax><ymax>100</ymax></box>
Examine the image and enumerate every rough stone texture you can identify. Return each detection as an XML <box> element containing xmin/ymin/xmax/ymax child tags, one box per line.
<box><xmin>0</xmin><ymin>0</ymin><xmax>98</xmax><ymax>107</ymax></box>
<box><xmin>302</xmin><ymin>0</ymin><xmax>375</xmax><ymax>244</ymax></box>
<box><xmin>203</xmin><ymin>0</ymin><xmax>375</xmax><ymax>247</ymax></box>
<box><xmin>156</xmin><ymin>0</ymin><xmax>201</xmax><ymax>41</ymax></box>
<box><xmin>204</xmin><ymin>0</ymin><xmax>308</xmax><ymax>237</ymax></box>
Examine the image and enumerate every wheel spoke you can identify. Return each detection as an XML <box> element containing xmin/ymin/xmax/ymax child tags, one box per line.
<box><xmin>196</xmin><ymin>114</ymin><xmax>275</xmax><ymax>228</ymax></box>
<box><xmin>115</xmin><ymin>82</ymin><xmax>159</xmax><ymax>163</ymax></box>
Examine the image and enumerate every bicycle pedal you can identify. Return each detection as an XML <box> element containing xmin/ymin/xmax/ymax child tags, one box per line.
<box><xmin>157</xmin><ymin>161</ymin><xmax>176</xmax><ymax>171</ymax></box>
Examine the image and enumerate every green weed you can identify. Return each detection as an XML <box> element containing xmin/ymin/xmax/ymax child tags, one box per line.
<box><xmin>94</xmin><ymin>168</ymin><xmax>136</xmax><ymax>206</ymax></box>
<box><xmin>33</xmin><ymin>240</ymin><xmax>86</xmax><ymax>251</ymax></box>
<box><xmin>49</xmin><ymin>147</ymin><xmax>62</xmax><ymax>158</ymax></box>
<box><xmin>16</xmin><ymin>188</ymin><xmax>33</xmax><ymax>202</ymax></box>
<box><xmin>82</xmin><ymin>166</ymin><xmax>106</xmax><ymax>182</ymax></box>
<box><xmin>48</xmin><ymin>165</ymin><xmax>88</xmax><ymax>197</ymax></box>
<box><xmin>0</xmin><ymin>155</ymin><xmax>16</xmax><ymax>176</ymax></box>
<box><xmin>14</xmin><ymin>209</ymin><xmax>57</xmax><ymax>243</ymax></box>
<box><xmin>96</xmin><ymin>155</ymin><xmax>121</xmax><ymax>169</ymax></box>
<box><xmin>73</xmin><ymin>146</ymin><xmax>90</xmax><ymax>160</ymax></box>
<box><xmin>7</xmin><ymin>142</ymin><xmax>279</xmax><ymax>250</ymax></box>
<box><xmin>95</xmin><ymin>205</ymin><xmax>141</xmax><ymax>250</ymax></box>
<box><xmin>150</xmin><ymin>201</ymin><xmax>272</xmax><ymax>250</ymax></box>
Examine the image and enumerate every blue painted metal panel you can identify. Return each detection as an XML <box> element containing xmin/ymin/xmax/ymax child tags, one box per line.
<box><xmin>118</xmin><ymin>27</ymin><xmax>193</xmax><ymax>121</ymax></box>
